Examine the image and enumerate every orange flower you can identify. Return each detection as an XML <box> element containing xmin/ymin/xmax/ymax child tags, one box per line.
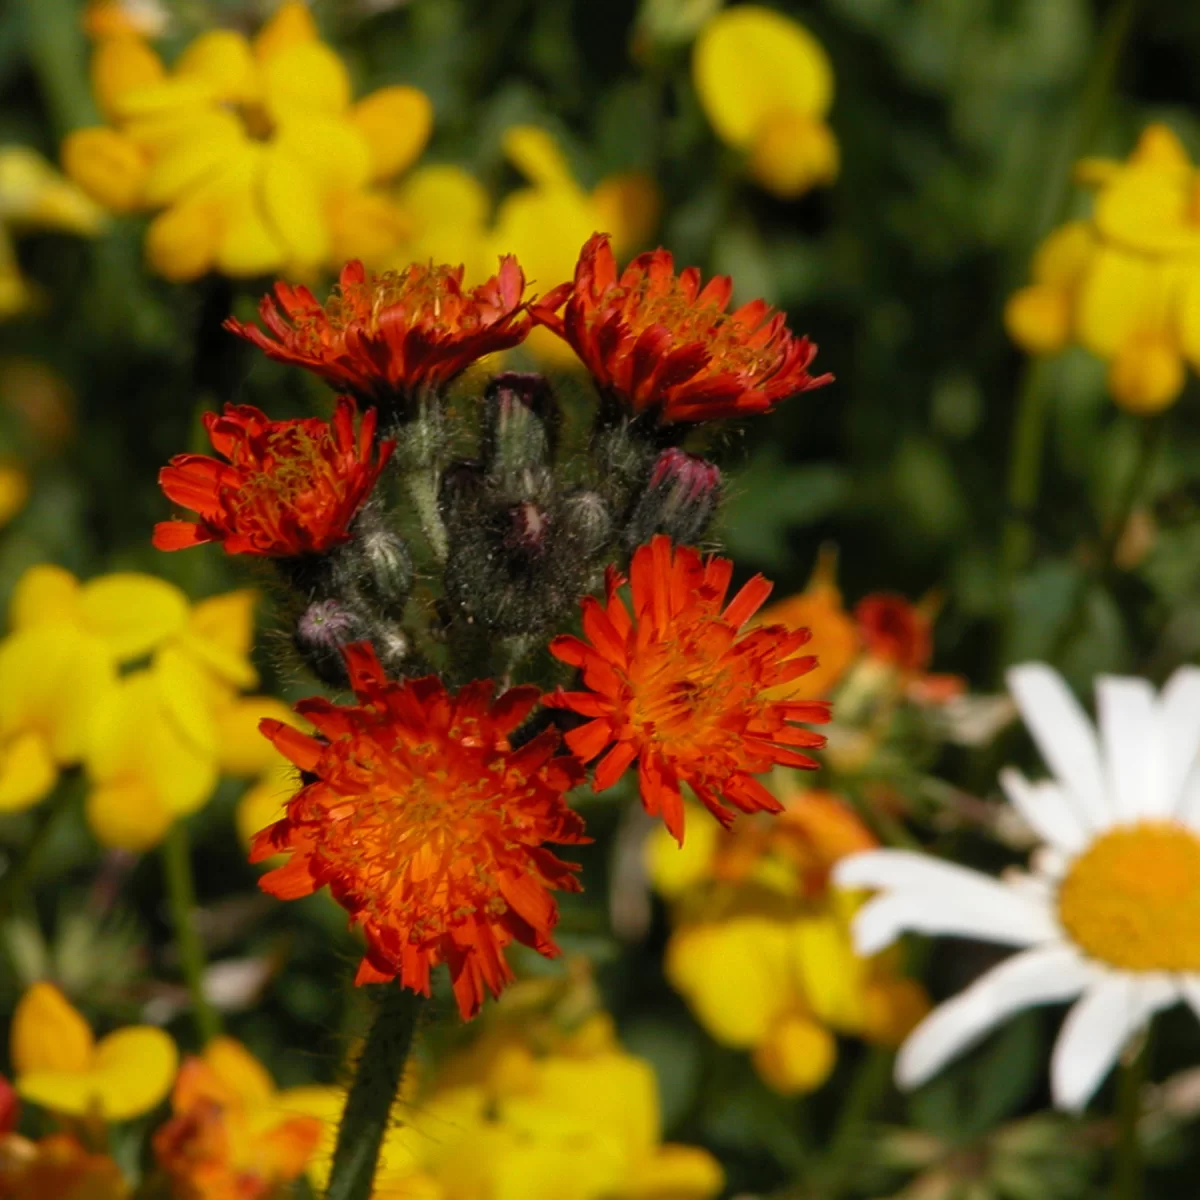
<box><xmin>0</xmin><ymin>1133</ymin><xmax>127</xmax><ymax>1200</ymax></box>
<box><xmin>153</xmin><ymin>397</ymin><xmax>393</xmax><ymax>557</ymax></box>
<box><xmin>153</xmin><ymin>1042</ymin><xmax>321</xmax><ymax>1200</ymax></box>
<box><xmin>250</xmin><ymin>642</ymin><xmax>587</xmax><ymax>1019</ymax></box>
<box><xmin>225</xmin><ymin>257</ymin><xmax>531</xmax><ymax>407</ymax></box>
<box><xmin>547</xmin><ymin>536</ymin><xmax>830</xmax><ymax>842</ymax></box>
<box><xmin>854</xmin><ymin>593</ymin><xmax>932</xmax><ymax>672</ymax></box>
<box><xmin>530</xmin><ymin>233</ymin><xmax>831</xmax><ymax>423</ymax></box>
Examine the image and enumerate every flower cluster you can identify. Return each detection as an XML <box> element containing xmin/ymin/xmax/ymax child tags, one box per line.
<box><xmin>62</xmin><ymin>3</ymin><xmax>433</xmax><ymax>279</ymax></box>
<box><xmin>1006</xmin><ymin>123</ymin><xmax>1200</xmax><ymax>414</ymax></box>
<box><xmin>155</xmin><ymin>234</ymin><xmax>833</xmax><ymax>1017</ymax></box>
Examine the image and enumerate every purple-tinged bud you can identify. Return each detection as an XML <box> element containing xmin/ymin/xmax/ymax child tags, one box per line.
<box><xmin>482</xmin><ymin>372</ymin><xmax>560</xmax><ymax>481</ymax></box>
<box><xmin>625</xmin><ymin>448</ymin><xmax>721</xmax><ymax>548</ymax></box>
<box><xmin>505</xmin><ymin>501</ymin><xmax>552</xmax><ymax>559</ymax></box>
<box><xmin>293</xmin><ymin>598</ymin><xmax>370</xmax><ymax>688</ymax></box>
<box><xmin>562</xmin><ymin>489</ymin><xmax>612</xmax><ymax>557</ymax></box>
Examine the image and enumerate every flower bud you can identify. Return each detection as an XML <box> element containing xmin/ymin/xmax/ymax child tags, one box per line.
<box><xmin>562</xmin><ymin>489</ymin><xmax>612</xmax><ymax>558</ymax></box>
<box><xmin>481</xmin><ymin>372</ymin><xmax>560</xmax><ymax>482</ymax></box>
<box><xmin>293</xmin><ymin>599</ymin><xmax>371</xmax><ymax>688</ymax></box>
<box><xmin>625</xmin><ymin>449</ymin><xmax>721</xmax><ymax>548</ymax></box>
<box><xmin>355</xmin><ymin>526</ymin><xmax>413</xmax><ymax>609</ymax></box>
<box><xmin>504</xmin><ymin>501</ymin><xmax>552</xmax><ymax>559</ymax></box>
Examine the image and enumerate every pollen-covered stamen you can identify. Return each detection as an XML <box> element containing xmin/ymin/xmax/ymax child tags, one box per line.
<box><xmin>1057</xmin><ymin>821</ymin><xmax>1200</xmax><ymax>971</ymax></box>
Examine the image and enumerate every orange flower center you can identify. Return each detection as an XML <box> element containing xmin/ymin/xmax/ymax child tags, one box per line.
<box><xmin>323</xmin><ymin>266</ymin><xmax>483</xmax><ymax>336</ymax></box>
<box><xmin>235</xmin><ymin>427</ymin><xmax>339</xmax><ymax>512</ymax></box>
<box><xmin>614</xmin><ymin>278</ymin><xmax>777</xmax><ymax>376</ymax></box>
<box><xmin>1057</xmin><ymin>821</ymin><xmax>1200</xmax><ymax>971</ymax></box>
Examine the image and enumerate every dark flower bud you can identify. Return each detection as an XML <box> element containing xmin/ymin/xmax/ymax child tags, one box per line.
<box><xmin>293</xmin><ymin>598</ymin><xmax>371</xmax><ymax>688</ymax></box>
<box><xmin>481</xmin><ymin>372</ymin><xmax>560</xmax><ymax>482</ymax></box>
<box><xmin>625</xmin><ymin>448</ymin><xmax>721</xmax><ymax>548</ymax></box>
<box><xmin>504</xmin><ymin>501</ymin><xmax>552</xmax><ymax>559</ymax></box>
<box><xmin>562</xmin><ymin>489</ymin><xmax>612</xmax><ymax>558</ymax></box>
<box><xmin>438</xmin><ymin>460</ymin><xmax>486</xmax><ymax>520</ymax></box>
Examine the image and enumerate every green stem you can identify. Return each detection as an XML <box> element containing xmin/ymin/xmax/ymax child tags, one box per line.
<box><xmin>17</xmin><ymin>0</ymin><xmax>98</xmax><ymax>136</ymax></box>
<box><xmin>1114</xmin><ymin>1037</ymin><xmax>1148</xmax><ymax>1200</ymax></box>
<box><xmin>406</xmin><ymin>468</ymin><xmax>448</xmax><ymax>562</ymax></box>
<box><xmin>826</xmin><ymin>1045</ymin><xmax>892</xmax><ymax>1170</ymax></box>
<box><xmin>0</xmin><ymin>781</ymin><xmax>77</xmax><ymax>920</ymax></box>
<box><xmin>326</xmin><ymin>986</ymin><xmax>424</xmax><ymax>1200</ymax></box>
<box><xmin>1000</xmin><ymin>0</ymin><xmax>1142</xmax><ymax>585</ymax></box>
<box><xmin>161</xmin><ymin>821</ymin><xmax>220</xmax><ymax>1045</ymax></box>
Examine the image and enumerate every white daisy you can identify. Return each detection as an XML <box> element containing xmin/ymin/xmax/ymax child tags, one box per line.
<box><xmin>834</xmin><ymin>661</ymin><xmax>1200</xmax><ymax>1112</ymax></box>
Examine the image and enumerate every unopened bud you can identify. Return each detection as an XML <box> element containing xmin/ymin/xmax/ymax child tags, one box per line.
<box><xmin>562</xmin><ymin>489</ymin><xmax>612</xmax><ymax>558</ymax></box>
<box><xmin>293</xmin><ymin>599</ymin><xmax>370</xmax><ymax>688</ymax></box>
<box><xmin>438</xmin><ymin>460</ymin><xmax>485</xmax><ymax>520</ymax></box>
<box><xmin>356</xmin><ymin>526</ymin><xmax>413</xmax><ymax>609</ymax></box>
<box><xmin>625</xmin><ymin>449</ymin><xmax>721</xmax><ymax>548</ymax></box>
<box><xmin>482</xmin><ymin>372</ymin><xmax>560</xmax><ymax>482</ymax></box>
<box><xmin>505</xmin><ymin>501</ymin><xmax>552</xmax><ymax>559</ymax></box>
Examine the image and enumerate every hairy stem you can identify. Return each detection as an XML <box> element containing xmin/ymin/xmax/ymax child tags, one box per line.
<box><xmin>326</xmin><ymin>986</ymin><xmax>424</xmax><ymax>1200</ymax></box>
<box><xmin>1114</xmin><ymin>1035</ymin><xmax>1148</xmax><ymax>1200</ymax></box>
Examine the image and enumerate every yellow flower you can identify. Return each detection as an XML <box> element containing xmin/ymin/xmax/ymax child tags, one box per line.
<box><xmin>63</xmin><ymin>2</ymin><xmax>432</xmax><ymax>280</ymax></box>
<box><xmin>692</xmin><ymin>6</ymin><xmax>838</xmax><ymax>199</ymax></box>
<box><xmin>0</xmin><ymin>147</ymin><xmax>104</xmax><ymax>318</ymax></box>
<box><xmin>10</xmin><ymin>981</ymin><xmax>176</xmax><ymax>1121</ymax></box>
<box><xmin>1008</xmin><ymin>124</ymin><xmax>1200</xmax><ymax>414</ymax></box>
<box><xmin>383</xmin><ymin>126</ymin><xmax>660</xmax><ymax>364</ymax></box>
<box><xmin>648</xmin><ymin>782</ymin><xmax>928</xmax><ymax>1094</ymax></box>
<box><xmin>293</xmin><ymin>1013</ymin><xmax>722</xmax><ymax>1200</ymax></box>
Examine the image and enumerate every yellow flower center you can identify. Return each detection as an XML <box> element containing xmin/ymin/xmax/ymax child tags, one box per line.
<box><xmin>1057</xmin><ymin>821</ymin><xmax>1200</xmax><ymax>971</ymax></box>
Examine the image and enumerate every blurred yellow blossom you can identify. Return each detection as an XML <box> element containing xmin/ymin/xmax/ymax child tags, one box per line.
<box><xmin>293</xmin><ymin>1010</ymin><xmax>722</xmax><ymax>1200</ymax></box>
<box><xmin>153</xmin><ymin>1036</ymin><xmax>325</xmax><ymax>1199</ymax></box>
<box><xmin>1007</xmin><ymin>123</ymin><xmax>1200</xmax><ymax>415</ymax></box>
<box><xmin>0</xmin><ymin>147</ymin><xmax>104</xmax><ymax>318</ymax></box>
<box><xmin>692</xmin><ymin>6</ymin><xmax>838</xmax><ymax>200</ymax></box>
<box><xmin>63</xmin><ymin>2</ymin><xmax>432</xmax><ymax>280</ymax></box>
<box><xmin>10</xmin><ymin>981</ymin><xmax>176</xmax><ymax>1121</ymax></box>
<box><xmin>0</xmin><ymin>465</ymin><xmax>29</xmax><ymax>528</ymax></box>
<box><xmin>647</xmin><ymin>778</ymin><xmax>928</xmax><ymax>1094</ymax></box>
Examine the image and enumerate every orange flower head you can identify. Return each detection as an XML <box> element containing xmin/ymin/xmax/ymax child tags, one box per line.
<box><xmin>250</xmin><ymin>643</ymin><xmax>588</xmax><ymax>1020</ymax></box>
<box><xmin>153</xmin><ymin>1053</ymin><xmax>320</xmax><ymax>1200</ymax></box>
<box><xmin>854</xmin><ymin>593</ymin><xmax>932</xmax><ymax>673</ymax></box>
<box><xmin>530</xmin><ymin>233</ymin><xmax>832</xmax><ymax>423</ymax></box>
<box><xmin>547</xmin><ymin>536</ymin><xmax>831</xmax><ymax>843</ymax></box>
<box><xmin>154</xmin><ymin>397</ymin><xmax>393</xmax><ymax>557</ymax></box>
<box><xmin>0</xmin><ymin>1133</ymin><xmax>127</xmax><ymax>1200</ymax></box>
<box><xmin>225</xmin><ymin>257</ymin><xmax>532</xmax><ymax>407</ymax></box>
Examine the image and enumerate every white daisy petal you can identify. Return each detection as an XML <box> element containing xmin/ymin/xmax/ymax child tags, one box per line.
<box><xmin>999</xmin><ymin>767</ymin><xmax>1088</xmax><ymax>855</ymax></box>
<box><xmin>1178</xmin><ymin>976</ymin><xmax>1200</xmax><ymax>1024</ymax></box>
<box><xmin>1006</xmin><ymin>664</ymin><xmax>1108</xmax><ymax>831</ymax></box>
<box><xmin>1097</xmin><ymin>676</ymin><xmax>1163</xmax><ymax>821</ymax></box>
<box><xmin>1177</xmin><ymin>767</ymin><xmax>1200</xmax><ymax>832</ymax></box>
<box><xmin>1159</xmin><ymin>666</ymin><xmax>1200</xmax><ymax>817</ymax></box>
<box><xmin>1050</xmin><ymin>973</ymin><xmax>1179</xmax><ymax>1112</ymax></box>
<box><xmin>896</xmin><ymin>943</ymin><xmax>1094</xmax><ymax>1090</ymax></box>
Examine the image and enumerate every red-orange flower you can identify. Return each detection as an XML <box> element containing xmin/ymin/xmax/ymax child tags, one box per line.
<box><xmin>154</xmin><ymin>397</ymin><xmax>393</xmax><ymax>557</ymax></box>
<box><xmin>547</xmin><ymin>536</ymin><xmax>831</xmax><ymax>842</ymax></box>
<box><xmin>250</xmin><ymin>643</ymin><xmax>587</xmax><ymax>1020</ymax></box>
<box><xmin>0</xmin><ymin>1133</ymin><xmax>127</xmax><ymax>1200</ymax></box>
<box><xmin>225</xmin><ymin>258</ymin><xmax>531</xmax><ymax>405</ymax></box>
<box><xmin>530</xmin><ymin>233</ymin><xmax>832</xmax><ymax>423</ymax></box>
<box><xmin>854</xmin><ymin>593</ymin><xmax>932</xmax><ymax>673</ymax></box>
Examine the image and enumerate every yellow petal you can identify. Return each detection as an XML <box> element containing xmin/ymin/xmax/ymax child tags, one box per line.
<box><xmin>1130</xmin><ymin>122</ymin><xmax>1194</xmax><ymax>171</ymax></box>
<box><xmin>261</xmin><ymin>41</ymin><xmax>351</xmax><ymax>121</ymax></box>
<box><xmin>352</xmin><ymin>86</ymin><xmax>434</xmax><ymax>181</ymax></box>
<box><xmin>644</xmin><ymin>808</ymin><xmax>716</xmax><ymax>899</ymax></box>
<box><xmin>216</xmin><ymin>185</ymin><xmax>287</xmax><ymax>278</ymax></box>
<box><xmin>261</xmin><ymin>148</ymin><xmax>329</xmax><ymax>268</ymax></box>
<box><xmin>204</xmin><ymin>1036</ymin><xmax>275</xmax><ymax>1104</ymax></box>
<box><xmin>86</xmin><ymin>779</ymin><xmax>173</xmax><ymax>851</ymax></box>
<box><xmin>0</xmin><ymin>251</ymin><xmax>32</xmax><ymax>318</ymax></box>
<box><xmin>152</xmin><ymin>645</ymin><xmax>217</xmax><ymax>755</ymax></box>
<box><xmin>254</xmin><ymin>0</ymin><xmax>320</xmax><ymax>59</ymax></box>
<box><xmin>626</xmin><ymin>1144</ymin><xmax>725</xmax><ymax>1200</ymax></box>
<box><xmin>0</xmin><ymin>731</ymin><xmax>57</xmax><ymax>812</ymax></box>
<box><xmin>175</xmin><ymin>30</ymin><xmax>258</xmax><ymax>104</ymax></box>
<box><xmin>92</xmin><ymin>1027</ymin><xmax>177</xmax><ymax>1118</ymax></box>
<box><xmin>1108</xmin><ymin>332</ymin><xmax>1185</xmax><ymax>416</ymax></box>
<box><xmin>217</xmin><ymin>696</ymin><xmax>294</xmax><ymax>777</ymax></box>
<box><xmin>751</xmin><ymin>1014</ymin><xmax>836</xmax><ymax>1095</ymax></box>
<box><xmin>860</xmin><ymin>976</ymin><xmax>929</xmax><ymax>1047</ymax></box>
<box><xmin>111</xmin><ymin>76</ymin><xmax>218</xmax><ymax>123</ymax></box>
<box><xmin>0</xmin><ymin>466</ymin><xmax>28</xmax><ymax>529</ymax></box>
<box><xmin>693</xmin><ymin>6</ymin><xmax>833</xmax><ymax>150</ymax></box>
<box><xmin>1093</xmin><ymin>169</ymin><xmax>1200</xmax><ymax>256</ymax></box>
<box><xmin>146</xmin><ymin>196</ymin><xmax>223</xmax><ymax>281</ymax></box>
<box><xmin>398</xmin><ymin>163</ymin><xmax>489</xmax><ymax>233</ymax></box>
<box><xmin>11</xmin><ymin>982</ymin><xmax>94</xmax><ymax>1075</ymax></box>
<box><xmin>489</xmin><ymin>185</ymin><xmax>593</xmax><ymax>304</ymax></box>
<box><xmin>1031</xmin><ymin>220</ymin><xmax>1095</xmax><ymax>288</ymax></box>
<box><xmin>1176</xmin><ymin>265</ymin><xmax>1200</xmax><ymax>368</ymax></box>
<box><xmin>91</xmin><ymin>34</ymin><xmax>165</xmax><ymax>121</ymax></box>
<box><xmin>1004</xmin><ymin>284</ymin><xmax>1072</xmax><ymax>356</ymax></box>
<box><xmin>141</xmin><ymin>112</ymin><xmax>247</xmax><ymax>207</ymax></box>
<box><xmin>174</xmin><ymin>589</ymin><xmax>259</xmax><ymax>690</ymax></box>
<box><xmin>1075</xmin><ymin>247</ymin><xmax>1160</xmax><ymax>358</ymax></box>
<box><xmin>665</xmin><ymin>916</ymin><xmax>792</xmax><ymax>1047</ymax></box>
<box><xmin>273</xmin><ymin>114</ymin><xmax>373</xmax><ymax>192</ymax></box>
<box><xmin>60</xmin><ymin>127</ymin><xmax>148</xmax><ymax>213</ymax></box>
<box><xmin>502</xmin><ymin>125</ymin><xmax>575</xmax><ymax>189</ymax></box>
<box><xmin>591</xmin><ymin>173</ymin><xmax>660</xmax><ymax>253</ymax></box>
<box><xmin>748</xmin><ymin>110</ymin><xmax>838</xmax><ymax>198</ymax></box>
<box><xmin>0</xmin><ymin>148</ymin><xmax>105</xmax><ymax>235</ymax></box>
<box><xmin>789</xmin><ymin>913</ymin><xmax>866</xmax><ymax>1030</ymax></box>
<box><xmin>328</xmin><ymin>189</ymin><xmax>411</xmax><ymax>267</ymax></box>
<box><xmin>236</xmin><ymin>763</ymin><xmax>296</xmax><ymax>847</ymax></box>
<box><xmin>79</xmin><ymin>572</ymin><xmax>189</xmax><ymax>661</ymax></box>
<box><xmin>9</xmin><ymin>564</ymin><xmax>79</xmax><ymax>630</ymax></box>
